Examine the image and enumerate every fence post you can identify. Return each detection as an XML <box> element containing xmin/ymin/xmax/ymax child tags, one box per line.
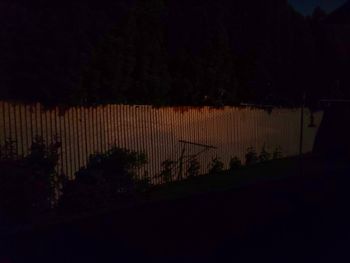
<box><xmin>299</xmin><ymin>92</ymin><xmax>306</xmax><ymax>175</ymax></box>
<box><xmin>177</xmin><ymin>147</ymin><xmax>186</xmax><ymax>181</ymax></box>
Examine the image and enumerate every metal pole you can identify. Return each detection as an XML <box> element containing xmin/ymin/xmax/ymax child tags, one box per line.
<box><xmin>177</xmin><ymin>147</ymin><xmax>186</xmax><ymax>181</ymax></box>
<box><xmin>299</xmin><ymin>92</ymin><xmax>306</xmax><ymax>175</ymax></box>
<box><xmin>299</xmin><ymin>92</ymin><xmax>306</xmax><ymax>156</ymax></box>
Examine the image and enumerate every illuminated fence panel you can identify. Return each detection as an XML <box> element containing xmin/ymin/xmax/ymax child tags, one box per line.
<box><xmin>0</xmin><ymin>102</ymin><xmax>323</xmax><ymax>183</ymax></box>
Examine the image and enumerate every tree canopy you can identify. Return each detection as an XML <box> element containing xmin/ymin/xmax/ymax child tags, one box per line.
<box><xmin>0</xmin><ymin>0</ymin><xmax>346</xmax><ymax>107</ymax></box>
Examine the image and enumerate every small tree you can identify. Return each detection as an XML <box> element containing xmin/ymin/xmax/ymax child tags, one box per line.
<box><xmin>0</xmin><ymin>136</ymin><xmax>62</xmax><ymax>222</ymax></box>
<box><xmin>245</xmin><ymin>147</ymin><xmax>258</xmax><ymax>166</ymax></box>
<box><xmin>208</xmin><ymin>157</ymin><xmax>224</xmax><ymax>175</ymax></box>
<box><xmin>160</xmin><ymin>159</ymin><xmax>174</xmax><ymax>183</ymax></box>
<box><xmin>229</xmin><ymin>156</ymin><xmax>242</xmax><ymax>171</ymax></box>
<box><xmin>259</xmin><ymin>146</ymin><xmax>271</xmax><ymax>162</ymax></box>
<box><xmin>59</xmin><ymin>146</ymin><xmax>147</xmax><ymax>213</ymax></box>
<box><xmin>134</xmin><ymin>171</ymin><xmax>152</xmax><ymax>193</ymax></box>
<box><xmin>187</xmin><ymin>157</ymin><xmax>200</xmax><ymax>178</ymax></box>
<box><xmin>273</xmin><ymin>146</ymin><xmax>283</xmax><ymax>159</ymax></box>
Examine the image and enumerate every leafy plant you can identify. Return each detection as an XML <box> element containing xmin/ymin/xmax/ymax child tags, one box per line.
<box><xmin>229</xmin><ymin>156</ymin><xmax>242</xmax><ymax>171</ymax></box>
<box><xmin>28</xmin><ymin>136</ymin><xmax>63</xmax><ymax>202</ymax></box>
<box><xmin>273</xmin><ymin>146</ymin><xmax>283</xmax><ymax>159</ymax></box>
<box><xmin>81</xmin><ymin>146</ymin><xmax>147</xmax><ymax>190</ymax></box>
<box><xmin>160</xmin><ymin>159</ymin><xmax>175</xmax><ymax>183</ymax></box>
<box><xmin>59</xmin><ymin>146</ymin><xmax>147</xmax><ymax>213</ymax></box>
<box><xmin>187</xmin><ymin>157</ymin><xmax>200</xmax><ymax>178</ymax></box>
<box><xmin>259</xmin><ymin>146</ymin><xmax>271</xmax><ymax>162</ymax></box>
<box><xmin>0</xmin><ymin>139</ymin><xmax>18</xmax><ymax>160</ymax></box>
<box><xmin>0</xmin><ymin>136</ymin><xmax>62</xmax><ymax>222</ymax></box>
<box><xmin>208</xmin><ymin>157</ymin><xmax>224</xmax><ymax>175</ymax></box>
<box><xmin>134</xmin><ymin>171</ymin><xmax>152</xmax><ymax>193</ymax></box>
<box><xmin>245</xmin><ymin>147</ymin><xmax>258</xmax><ymax>166</ymax></box>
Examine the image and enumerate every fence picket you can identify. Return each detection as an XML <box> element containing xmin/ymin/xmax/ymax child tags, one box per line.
<box><xmin>0</xmin><ymin>101</ymin><xmax>323</xmax><ymax>192</ymax></box>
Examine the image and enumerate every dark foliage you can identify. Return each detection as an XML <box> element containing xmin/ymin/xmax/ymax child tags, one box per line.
<box><xmin>208</xmin><ymin>157</ymin><xmax>224</xmax><ymax>175</ymax></box>
<box><xmin>259</xmin><ymin>146</ymin><xmax>272</xmax><ymax>162</ymax></box>
<box><xmin>58</xmin><ymin>146</ymin><xmax>147</xmax><ymax>213</ymax></box>
<box><xmin>245</xmin><ymin>147</ymin><xmax>259</xmax><ymax>166</ymax></box>
<box><xmin>0</xmin><ymin>136</ymin><xmax>62</xmax><ymax>222</ymax></box>
<box><xmin>187</xmin><ymin>158</ymin><xmax>200</xmax><ymax>178</ymax></box>
<box><xmin>159</xmin><ymin>159</ymin><xmax>175</xmax><ymax>183</ymax></box>
<box><xmin>0</xmin><ymin>0</ymin><xmax>347</xmax><ymax>107</ymax></box>
<box><xmin>273</xmin><ymin>146</ymin><xmax>283</xmax><ymax>159</ymax></box>
<box><xmin>229</xmin><ymin>156</ymin><xmax>242</xmax><ymax>171</ymax></box>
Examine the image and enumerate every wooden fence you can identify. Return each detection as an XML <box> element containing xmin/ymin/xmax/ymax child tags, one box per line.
<box><xmin>0</xmin><ymin>101</ymin><xmax>323</xmax><ymax>184</ymax></box>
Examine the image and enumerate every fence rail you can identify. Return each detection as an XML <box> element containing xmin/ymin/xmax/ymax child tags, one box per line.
<box><xmin>0</xmin><ymin>101</ymin><xmax>323</xmax><ymax>184</ymax></box>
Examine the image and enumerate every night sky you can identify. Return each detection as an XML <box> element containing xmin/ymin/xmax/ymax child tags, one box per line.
<box><xmin>289</xmin><ymin>0</ymin><xmax>347</xmax><ymax>15</ymax></box>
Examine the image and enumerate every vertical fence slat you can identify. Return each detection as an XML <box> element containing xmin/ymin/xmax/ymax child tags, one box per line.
<box><xmin>113</xmin><ymin>105</ymin><xmax>117</xmax><ymax>147</ymax></box>
<box><xmin>123</xmin><ymin>105</ymin><xmax>127</xmax><ymax>149</ymax></box>
<box><xmin>55</xmin><ymin>107</ymin><xmax>62</xmax><ymax>176</ymax></box>
<box><xmin>71</xmin><ymin>108</ymin><xmax>77</xmax><ymax>178</ymax></box>
<box><xmin>61</xmin><ymin>109</ymin><xmax>67</xmax><ymax>178</ymax></box>
<box><xmin>98</xmin><ymin>106</ymin><xmax>103</xmax><ymax>152</ymax></box>
<box><xmin>104</xmin><ymin>106</ymin><xmax>109</xmax><ymax>151</ymax></box>
<box><xmin>155</xmin><ymin>108</ymin><xmax>161</xmax><ymax>184</ymax></box>
<box><xmin>0</xmin><ymin>101</ymin><xmax>322</xmax><ymax>187</ymax></box>
<box><xmin>91</xmin><ymin>107</ymin><xmax>96</xmax><ymax>153</ymax></box>
<box><xmin>150</xmin><ymin>107</ymin><xmax>156</xmax><ymax>184</ymax></box>
<box><xmin>45</xmin><ymin>107</ymin><xmax>50</xmax><ymax>147</ymax></box>
<box><xmin>67</xmin><ymin>108</ymin><xmax>74</xmax><ymax>179</ymax></box>
<box><xmin>116</xmin><ymin>105</ymin><xmax>121</xmax><ymax>147</ymax></box>
<box><xmin>13</xmin><ymin>104</ymin><xmax>19</xmax><ymax>156</ymax></box>
<box><xmin>17</xmin><ymin>104</ymin><xmax>24</xmax><ymax>157</ymax></box>
<box><xmin>1</xmin><ymin>102</ymin><xmax>6</xmax><ymax>146</ymax></box>
<box><xmin>100</xmin><ymin>106</ymin><xmax>105</xmax><ymax>152</ymax></box>
<box><xmin>83</xmin><ymin>107</ymin><xmax>89</xmax><ymax>167</ymax></box>
<box><xmin>106</xmin><ymin>105</ymin><xmax>110</xmax><ymax>148</ymax></box>
<box><xmin>131</xmin><ymin>106</ymin><xmax>136</xmax><ymax>152</ymax></box>
<box><xmin>155</xmin><ymin>107</ymin><xmax>159</xmax><ymax>184</ymax></box>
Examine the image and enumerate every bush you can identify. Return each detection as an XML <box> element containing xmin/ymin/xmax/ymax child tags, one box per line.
<box><xmin>245</xmin><ymin>147</ymin><xmax>258</xmax><ymax>166</ymax></box>
<box><xmin>134</xmin><ymin>171</ymin><xmax>152</xmax><ymax>193</ymax></box>
<box><xmin>273</xmin><ymin>146</ymin><xmax>283</xmax><ymax>159</ymax></box>
<box><xmin>58</xmin><ymin>146</ymin><xmax>147</xmax><ymax>213</ymax></box>
<box><xmin>259</xmin><ymin>146</ymin><xmax>271</xmax><ymax>162</ymax></box>
<box><xmin>208</xmin><ymin>157</ymin><xmax>224</xmax><ymax>175</ymax></box>
<box><xmin>229</xmin><ymin>156</ymin><xmax>242</xmax><ymax>171</ymax></box>
<box><xmin>187</xmin><ymin>158</ymin><xmax>200</xmax><ymax>178</ymax></box>
<box><xmin>159</xmin><ymin>159</ymin><xmax>175</xmax><ymax>183</ymax></box>
<box><xmin>0</xmin><ymin>136</ymin><xmax>62</xmax><ymax>222</ymax></box>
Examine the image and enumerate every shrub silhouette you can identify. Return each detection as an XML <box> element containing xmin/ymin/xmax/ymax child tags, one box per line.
<box><xmin>245</xmin><ymin>147</ymin><xmax>258</xmax><ymax>165</ymax></box>
<box><xmin>160</xmin><ymin>159</ymin><xmax>175</xmax><ymax>183</ymax></box>
<box><xmin>59</xmin><ymin>146</ymin><xmax>147</xmax><ymax>213</ymax></box>
<box><xmin>134</xmin><ymin>171</ymin><xmax>152</xmax><ymax>193</ymax></box>
<box><xmin>0</xmin><ymin>136</ymin><xmax>62</xmax><ymax>222</ymax></box>
<box><xmin>259</xmin><ymin>146</ymin><xmax>271</xmax><ymax>162</ymax></box>
<box><xmin>208</xmin><ymin>157</ymin><xmax>224</xmax><ymax>175</ymax></box>
<box><xmin>229</xmin><ymin>156</ymin><xmax>242</xmax><ymax>171</ymax></box>
<box><xmin>273</xmin><ymin>146</ymin><xmax>283</xmax><ymax>159</ymax></box>
<box><xmin>187</xmin><ymin>158</ymin><xmax>200</xmax><ymax>178</ymax></box>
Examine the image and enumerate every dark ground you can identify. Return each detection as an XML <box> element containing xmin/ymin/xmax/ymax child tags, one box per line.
<box><xmin>1</xmin><ymin>157</ymin><xmax>350</xmax><ymax>263</ymax></box>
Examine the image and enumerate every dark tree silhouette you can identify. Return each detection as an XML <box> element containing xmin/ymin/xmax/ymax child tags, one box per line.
<box><xmin>0</xmin><ymin>0</ymin><xmax>347</xmax><ymax>107</ymax></box>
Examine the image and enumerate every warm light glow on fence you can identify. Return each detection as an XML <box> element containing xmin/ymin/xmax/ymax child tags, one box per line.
<box><xmin>0</xmin><ymin>102</ymin><xmax>323</xmax><ymax>184</ymax></box>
